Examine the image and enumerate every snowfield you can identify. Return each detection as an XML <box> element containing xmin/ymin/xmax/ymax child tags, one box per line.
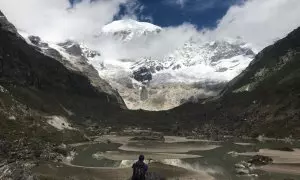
<box><xmin>46</xmin><ymin>116</ymin><xmax>76</xmax><ymax>131</ymax></box>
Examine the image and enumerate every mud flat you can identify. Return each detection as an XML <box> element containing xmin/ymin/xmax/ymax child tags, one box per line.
<box><xmin>238</xmin><ymin>148</ymin><xmax>300</xmax><ymax>176</ymax></box>
<box><xmin>258</xmin><ymin>164</ymin><xmax>300</xmax><ymax>176</ymax></box>
<box><xmin>33</xmin><ymin>162</ymin><xmax>214</xmax><ymax>180</ymax></box>
<box><xmin>92</xmin><ymin>151</ymin><xmax>202</xmax><ymax>161</ymax></box>
<box><xmin>119</xmin><ymin>143</ymin><xmax>221</xmax><ymax>153</ymax></box>
<box><xmin>164</xmin><ymin>136</ymin><xmax>221</xmax><ymax>143</ymax></box>
<box><xmin>95</xmin><ymin>135</ymin><xmax>133</xmax><ymax>144</ymax></box>
<box><xmin>239</xmin><ymin>149</ymin><xmax>300</xmax><ymax>164</ymax></box>
<box><xmin>68</xmin><ymin>135</ymin><xmax>132</xmax><ymax>147</ymax></box>
<box><xmin>234</xmin><ymin>142</ymin><xmax>255</xmax><ymax>146</ymax></box>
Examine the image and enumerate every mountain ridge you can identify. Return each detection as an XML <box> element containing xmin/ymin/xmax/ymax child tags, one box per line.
<box><xmin>92</xmin><ymin>19</ymin><xmax>257</xmax><ymax>110</ymax></box>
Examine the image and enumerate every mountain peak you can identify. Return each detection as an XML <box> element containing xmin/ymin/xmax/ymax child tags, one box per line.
<box><xmin>102</xmin><ymin>19</ymin><xmax>162</xmax><ymax>33</ymax></box>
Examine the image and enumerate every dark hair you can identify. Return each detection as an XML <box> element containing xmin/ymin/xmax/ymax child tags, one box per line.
<box><xmin>139</xmin><ymin>155</ymin><xmax>145</xmax><ymax>161</ymax></box>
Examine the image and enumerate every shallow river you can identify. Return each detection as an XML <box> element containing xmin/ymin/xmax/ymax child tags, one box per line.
<box><xmin>65</xmin><ymin>136</ymin><xmax>300</xmax><ymax>180</ymax></box>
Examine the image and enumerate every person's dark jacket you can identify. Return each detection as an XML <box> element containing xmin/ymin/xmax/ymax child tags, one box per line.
<box><xmin>132</xmin><ymin>160</ymin><xmax>148</xmax><ymax>180</ymax></box>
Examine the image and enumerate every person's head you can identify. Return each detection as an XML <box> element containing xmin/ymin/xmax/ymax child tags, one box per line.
<box><xmin>139</xmin><ymin>155</ymin><xmax>145</xmax><ymax>161</ymax></box>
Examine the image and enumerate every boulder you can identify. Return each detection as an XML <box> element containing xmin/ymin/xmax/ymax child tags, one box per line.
<box><xmin>133</xmin><ymin>67</ymin><xmax>152</xmax><ymax>83</ymax></box>
<box><xmin>236</xmin><ymin>168</ymin><xmax>250</xmax><ymax>175</ymax></box>
<box><xmin>53</xmin><ymin>144</ymin><xmax>68</xmax><ymax>157</ymax></box>
<box><xmin>248</xmin><ymin>155</ymin><xmax>273</xmax><ymax>166</ymax></box>
<box><xmin>28</xmin><ymin>35</ymin><xmax>48</xmax><ymax>47</ymax></box>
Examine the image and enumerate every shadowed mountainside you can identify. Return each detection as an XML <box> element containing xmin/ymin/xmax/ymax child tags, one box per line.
<box><xmin>0</xmin><ymin>12</ymin><xmax>127</xmax><ymax>177</ymax></box>
<box><xmin>0</xmin><ymin>11</ymin><xmax>126</xmax><ymax>126</ymax></box>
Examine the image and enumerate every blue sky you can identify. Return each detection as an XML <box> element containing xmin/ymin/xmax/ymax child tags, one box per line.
<box><xmin>70</xmin><ymin>0</ymin><xmax>243</xmax><ymax>29</ymax></box>
<box><xmin>128</xmin><ymin>0</ymin><xmax>243</xmax><ymax>29</ymax></box>
<box><xmin>136</xmin><ymin>1</ymin><xmax>229</xmax><ymax>29</ymax></box>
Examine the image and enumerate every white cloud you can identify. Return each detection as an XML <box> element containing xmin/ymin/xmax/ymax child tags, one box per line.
<box><xmin>175</xmin><ymin>0</ymin><xmax>188</xmax><ymax>7</ymax></box>
<box><xmin>0</xmin><ymin>0</ymin><xmax>299</xmax><ymax>56</ymax></box>
<box><xmin>117</xmin><ymin>0</ymin><xmax>143</xmax><ymax>20</ymax></box>
<box><xmin>162</xmin><ymin>0</ymin><xmax>300</xmax><ymax>49</ymax></box>
<box><xmin>212</xmin><ymin>0</ymin><xmax>300</xmax><ymax>49</ymax></box>
<box><xmin>0</xmin><ymin>0</ymin><xmax>135</xmax><ymax>42</ymax></box>
<box><xmin>89</xmin><ymin>23</ymin><xmax>199</xmax><ymax>60</ymax></box>
<box><xmin>94</xmin><ymin>0</ymin><xmax>300</xmax><ymax>63</ymax></box>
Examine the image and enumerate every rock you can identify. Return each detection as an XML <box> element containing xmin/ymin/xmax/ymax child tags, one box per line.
<box><xmin>0</xmin><ymin>13</ymin><xmax>18</xmax><ymax>34</ymax></box>
<box><xmin>228</xmin><ymin>151</ymin><xmax>238</xmax><ymax>157</ymax></box>
<box><xmin>235</xmin><ymin>161</ymin><xmax>252</xmax><ymax>170</ymax></box>
<box><xmin>28</xmin><ymin>35</ymin><xmax>48</xmax><ymax>47</ymax></box>
<box><xmin>235</xmin><ymin>163</ymin><xmax>246</xmax><ymax>169</ymax></box>
<box><xmin>236</xmin><ymin>168</ymin><xmax>250</xmax><ymax>175</ymax></box>
<box><xmin>58</xmin><ymin>143</ymin><xmax>67</xmax><ymax>149</ymax></box>
<box><xmin>0</xmin><ymin>161</ymin><xmax>37</xmax><ymax>180</ymax></box>
<box><xmin>58</xmin><ymin>40</ymin><xmax>83</xmax><ymax>57</ymax></box>
<box><xmin>28</xmin><ymin>36</ymin><xmax>41</xmax><ymax>45</ymax></box>
<box><xmin>53</xmin><ymin>145</ymin><xmax>68</xmax><ymax>157</ymax></box>
<box><xmin>133</xmin><ymin>67</ymin><xmax>152</xmax><ymax>83</ymax></box>
<box><xmin>106</xmin><ymin>139</ymin><xmax>112</xmax><ymax>144</ymax></box>
<box><xmin>248</xmin><ymin>155</ymin><xmax>273</xmax><ymax>166</ymax></box>
<box><xmin>234</xmin><ymin>160</ymin><xmax>258</xmax><ymax>177</ymax></box>
<box><xmin>8</xmin><ymin>115</ymin><xmax>16</xmax><ymax>120</ymax></box>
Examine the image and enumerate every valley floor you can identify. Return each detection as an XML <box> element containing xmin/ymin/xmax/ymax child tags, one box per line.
<box><xmin>33</xmin><ymin>162</ymin><xmax>210</xmax><ymax>180</ymax></box>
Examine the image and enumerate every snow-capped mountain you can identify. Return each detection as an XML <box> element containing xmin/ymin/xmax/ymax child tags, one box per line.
<box><xmin>131</xmin><ymin>39</ymin><xmax>255</xmax><ymax>84</ymax></box>
<box><xmin>24</xmin><ymin>35</ymin><xmax>104</xmax><ymax>71</ymax></box>
<box><xmin>100</xmin><ymin>19</ymin><xmax>162</xmax><ymax>41</ymax></box>
<box><xmin>91</xmin><ymin>19</ymin><xmax>257</xmax><ymax>110</ymax></box>
<box><xmin>19</xmin><ymin>19</ymin><xmax>257</xmax><ymax>111</ymax></box>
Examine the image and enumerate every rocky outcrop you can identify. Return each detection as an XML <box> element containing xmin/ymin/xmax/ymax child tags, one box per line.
<box><xmin>248</xmin><ymin>155</ymin><xmax>273</xmax><ymax>166</ymax></box>
<box><xmin>25</xmin><ymin>36</ymin><xmax>123</xmax><ymax>107</ymax></box>
<box><xmin>133</xmin><ymin>67</ymin><xmax>152</xmax><ymax>83</ymax></box>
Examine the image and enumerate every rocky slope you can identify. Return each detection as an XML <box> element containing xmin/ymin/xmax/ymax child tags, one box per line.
<box><xmin>24</xmin><ymin>35</ymin><xmax>125</xmax><ymax>107</ymax></box>
<box><xmin>0</xmin><ymin>11</ymin><xmax>126</xmax><ymax>179</ymax></box>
